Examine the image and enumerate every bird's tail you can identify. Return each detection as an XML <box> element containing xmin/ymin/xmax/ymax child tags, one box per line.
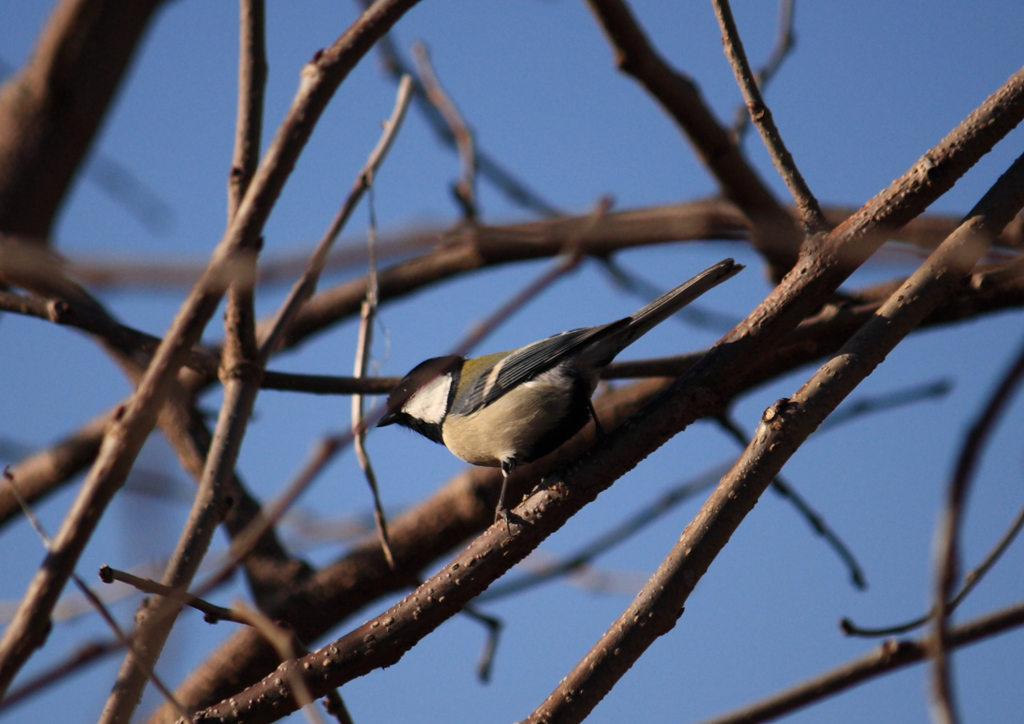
<box><xmin>615</xmin><ymin>258</ymin><xmax>743</xmax><ymax>348</ymax></box>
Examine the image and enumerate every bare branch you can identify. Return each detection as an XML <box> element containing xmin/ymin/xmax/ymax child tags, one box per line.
<box><xmin>0</xmin><ymin>0</ymin><xmax>168</xmax><ymax>238</ymax></box>
<box><xmin>161</xmin><ymin>261</ymin><xmax>1024</xmax><ymax>721</ymax></box>
<box><xmin>692</xmin><ymin>599</ymin><xmax>1024</xmax><ymax>724</ymax></box>
<box><xmin>729</xmin><ymin>0</ymin><xmax>796</xmax><ymax>141</ymax></box>
<box><xmin>842</xmin><ymin>496</ymin><xmax>1024</xmax><ymax>637</ymax></box>
<box><xmin>711</xmin><ymin>0</ymin><xmax>828</xmax><ymax>234</ymax></box>
<box><xmin>0</xmin><ymin>0</ymin><xmax>426</xmax><ymax>697</ymax></box>
<box><xmin>97</xmin><ymin>565</ymin><xmax>246</xmax><ymax>625</ymax></box>
<box><xmin>929</xmin><ymin>333</ymin><xmax>1024</xmax><ymax>724</ymax></box>
<box><xmin>358</xmin><ymin>0</ymin><xmax>561</xmax><ymax>218</ymax></box>
<box><xmin>64</xmin><ymin>203</ymin><xmax>1016</xmax><ymax>293</ymax></box>
<box><xmin>412</xmin><ymin>42</ymin><xmax>477</xmax><ymax>220</ymax></box>
<box><xmin>585</xmin><ymin>0</ymin><xmax>801</xmax><ymax>275</ymax></box>
<box><xmin>520</xmin><ymin>89</ymin><xmax>1024</xmax><ymax>724</ymax></box>
<box><xmin>97</xmin><ymin>2</ymin><xmax>269</xmax><ymax>718</ymax></box>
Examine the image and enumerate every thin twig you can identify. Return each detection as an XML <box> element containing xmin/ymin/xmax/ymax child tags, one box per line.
<box><xmin>929</xmin><ymin>333</ymin><xmax>1024</xmax><ymax>724</ymax></box>
<box><xmin>258</xmin><ymin>74</ymin><xmax>414</xmax><ymax>361</ymax></box>
<box><xmin>353</xmin><ymin>180</ymin><xmax>396</xmax><ymax>569</ymax></box>
<box><xmin>730</xmin><ymin>0</ymin><xmax>796</xmax><ymax>142</ymax></box>
<box><xmin>262</xmin><ymin>371</ymin><xmax>400</xmax><ymax>395</ymax></box>
<box><xmin>711</xmin><ymin>0</ymin><xmax>828</xmax><ymax>235</ymax></box>
<box><xmin>412</xmin><ymin>42</ymin><xmax>477</xmax><ymax>220</ymax></box>
<box><xmin>97</xmin><ymin>565</ymin><xmax>246</xmax><ymax>624</ymax></box>
<box><xmin>842</xmin><ymin>496</ymin><xmax>1024</xmax><ymax>637</ymax></box>
<box><xmin>168</xmin><ymin>76</ymin><xmax>415</xmax><ymax>605</ymax></box>
<box><xmin>692</xmin><ymin>599</ymin><xmax>1024</xmax><ymax>724</ymax></box>
<box><xmin>585</xmin><ymin>0</ymin><xmax>801</xmax><ymax>276</ymax></box>
<box><xmin>460</xmin><ymin>604</ymin><xmax>502</xmax><ymax>683</ymax></box>
<box><xmin>358</xmin><ymin>0</ymin><xmax>561</xmax><ymax>218</ymax></box>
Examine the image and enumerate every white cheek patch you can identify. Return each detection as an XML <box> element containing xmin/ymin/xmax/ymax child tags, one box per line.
<box><xmin>404</xmin><ymin>374</ymin><xmax>453</xmax><ymax>425</ymax></box>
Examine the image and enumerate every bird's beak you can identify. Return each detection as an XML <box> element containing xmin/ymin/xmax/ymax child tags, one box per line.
<box><xmin>377</xmin><ymin>410</ymin><xmax>399</xmax><ymax>427</ymax></box>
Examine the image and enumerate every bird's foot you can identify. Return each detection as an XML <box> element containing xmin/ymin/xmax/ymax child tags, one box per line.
<box><xmin>494</xmin><ymin>505</ymin><xmax>511</xmax><ymax>534</ymax></box>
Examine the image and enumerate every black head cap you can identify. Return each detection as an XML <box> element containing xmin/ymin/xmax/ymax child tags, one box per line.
<box><xmin>377</xmin><ymin>355</ymin><xmax>463</xmax><ymax>443</ymax></box>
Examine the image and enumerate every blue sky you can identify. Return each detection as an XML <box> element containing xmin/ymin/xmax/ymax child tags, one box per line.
<box><xmin>1</xmin><ymin>2</ymin><xmax>1022</xmax><ymax>723</ymax></box>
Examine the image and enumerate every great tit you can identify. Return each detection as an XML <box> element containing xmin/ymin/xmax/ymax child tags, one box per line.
<box><xmin>378</xmin><ymin>258</ymin><xmax>743</xmax><ymax>526</ymax></box>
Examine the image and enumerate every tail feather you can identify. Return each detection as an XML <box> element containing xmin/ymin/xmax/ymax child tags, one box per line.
<box><xmin>608</xmin><ymin>258</ymin><xmax>743</xmax><ymax>352</ymax></box>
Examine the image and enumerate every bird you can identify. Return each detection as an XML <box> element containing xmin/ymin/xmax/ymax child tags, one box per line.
<box><xmin>377</xmin><ymin>258</ymin><xmax>743</xmax><ymax>527</ymax></box>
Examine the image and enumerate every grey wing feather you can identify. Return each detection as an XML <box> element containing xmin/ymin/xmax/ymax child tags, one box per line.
<box><xmin>455</xmin><ymin>259</ymin><xmax>744</xmax><ymax>416</ymax></box>
<box><xmin>461</xmin><ymin>321</ymin><xmax>628</xmax><ymax>414</ymax></box>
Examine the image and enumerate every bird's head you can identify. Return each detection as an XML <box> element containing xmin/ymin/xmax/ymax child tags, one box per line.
<box><xmin>377</xmin><ymin>354</ymin><xmax>463</xmax><ymax>444</ymax></box>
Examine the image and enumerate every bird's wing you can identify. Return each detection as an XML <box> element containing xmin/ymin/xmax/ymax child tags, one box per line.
<box><xmin>472</xmin><ymin>319</ymin><xmax>630</xmax><ymax>410</ymax></box>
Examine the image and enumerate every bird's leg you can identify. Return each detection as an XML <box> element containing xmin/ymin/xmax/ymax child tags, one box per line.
<box><xmin>496</xmin><ymin>458</ymin><xmax>517</xmax><ymax>531</ymax></box>
<box><xmin>587</xmin><ymin>397</ymin><xmax>605</xmax><ymax>437</ymax></box>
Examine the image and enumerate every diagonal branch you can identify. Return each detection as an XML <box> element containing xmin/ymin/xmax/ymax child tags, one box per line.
<box><xmin>358</xmin><ymin>0</ymin><xmax>562</xmax><ymax>218</ymax></box>
<box><xmin>158</xmin><ymin>259</ymin><xmax>1024</xmax><ymax>722</ymax></box>
<box><xmin>173</xmin><ymin>73</ymin><xmax>1024</xmax><ymax>716</ymax></box>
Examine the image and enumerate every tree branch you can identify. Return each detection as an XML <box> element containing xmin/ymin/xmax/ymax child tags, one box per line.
<box><xmin>692</xmin><ymin>599</ymin><xmax>1024</xmax><ymax>724</ymax></box>
<box><xmin>0</xmin><ymin>0</ymin><xmax>169</xmax><ymax>238</ymax></box>
<box><xmin>711</xmin><ymin>0</ymin><xmax>828</xmax><ymax>234</ymax></box>
<box><xmin>585</xmin><ymin>0</ymin><xmax>802</xmax><ymax>276</ymax></box>
<box><xmin>0</xmin><ymin>0</ymin><xmax>426</xmax><ymax>697</ymax></box>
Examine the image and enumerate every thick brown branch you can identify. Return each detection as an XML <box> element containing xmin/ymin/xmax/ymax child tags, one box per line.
<box><xmin>59</xmin><ymin>203</ymin><xmax>1019</xmax><ymax>293</ymax></box>
<box><xmin>0</xmin><ymin>0</ymin><xmax>169</xmax><ymax>238</ymax></box>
